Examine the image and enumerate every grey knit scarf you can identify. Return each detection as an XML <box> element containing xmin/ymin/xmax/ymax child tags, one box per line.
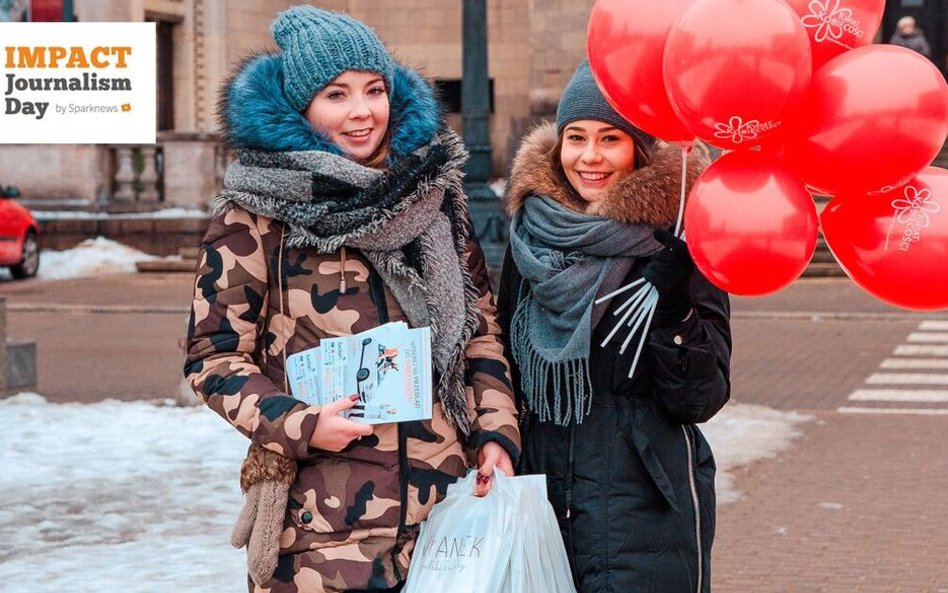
<box><xmin>213</xmin><ymin>129</ymin><xmax>480</xmax><ymax>433</ymax></box>
<box><xmin>509</xmin><ymin>196</ymin><xmax>661</xmax><ymax>425</ymax></box>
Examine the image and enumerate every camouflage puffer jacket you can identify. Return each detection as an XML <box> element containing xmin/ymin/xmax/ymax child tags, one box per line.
<box><xmin>185</xmin><ymin>52</ymin><xmax>519</xmax><ymax>593</ymax></box>
<box><xmin>187</xmin><ymin>208</ymin><xmax>518</xmax><ymax>591</ymax></box>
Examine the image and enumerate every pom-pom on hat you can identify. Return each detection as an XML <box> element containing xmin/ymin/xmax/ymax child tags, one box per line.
<box><xmin>556</xmin><ymin>60</ymin><xmax>655</xmax><ymax>152</ymax></box>
<box><xmin>271</xmin><ymin>5</ymin><xmax>395</xmax><ymax>112</ymax></box>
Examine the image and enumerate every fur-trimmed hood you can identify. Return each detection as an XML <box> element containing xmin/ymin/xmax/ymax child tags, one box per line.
<box><xmin>505</xmin><ymin>121</ymin><xmax>710</xmax><ymax>226</ymax></box>
<box><xmin>217</xmin><ymin>52</ymin><xmax>442</xmax><ymax>157</ymax></box>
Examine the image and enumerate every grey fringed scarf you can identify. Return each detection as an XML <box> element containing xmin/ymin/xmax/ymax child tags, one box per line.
<box><xmin>509</xmin><ymin>196</ymin><xmax>661</xmax><ymax>425</ymax></box>
<box><xmin>214</xmin><ymin>129</ymin><xmax>480</xmax><ymax>433</ymax></box>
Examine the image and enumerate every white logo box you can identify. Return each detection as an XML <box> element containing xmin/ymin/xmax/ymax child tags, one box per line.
<box><xmin>0</xmin><ymin>22</ymin><xmax>156</xmax><ymax>144</ymax></box>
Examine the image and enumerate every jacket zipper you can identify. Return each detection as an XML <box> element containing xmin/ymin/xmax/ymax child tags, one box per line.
<box><xmin>368</xmin><ymin>270</ymin><xmax>409</xmax><ymax>581</ymax></box>
<box><xmin>566</xmin><ymin>423</ymin><xmax>575</xmax><ymax>519</ymax></box>
<box><xmin>566</xmin><ymin>422</ymin><xmax>576</xmax><ymax>571</ymax></box>
<box><xmin>682</xmin><ymin>425</ymin><xmax>702</xmax><ymax>593</ymax></box>
<box><xmin>339</xmin><ymin>246</ymin><xmax>347</xmax><ymax>293</ymax></box>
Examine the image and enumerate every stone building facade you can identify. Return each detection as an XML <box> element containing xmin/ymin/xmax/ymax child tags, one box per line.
<box><xmin>0</xmin><ymin>0</ymin><xmax>596</xmax><ymax>208</ymax></box>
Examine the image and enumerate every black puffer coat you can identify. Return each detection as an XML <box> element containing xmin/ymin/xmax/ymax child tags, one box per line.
<box><xmin>497</xmin><ymin>123</ymin><xmax>731</xmax><ymax>593</ymax></box>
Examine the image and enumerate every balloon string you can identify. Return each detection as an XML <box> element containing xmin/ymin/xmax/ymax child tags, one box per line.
<box><xmin>674</xmin><ymin>141</ymin><xmax>691</xmax><ymax>238</ymax></box>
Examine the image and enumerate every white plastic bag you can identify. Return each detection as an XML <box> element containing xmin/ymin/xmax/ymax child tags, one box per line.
<box><xmin>502</xmin><ymin>474</ymin><xmax>576</xmax><ymax>593</ymax></box>
<box><xmin>403</xmin><ymin>470</ymin><xmax>519</xmax><ymax>593</ymax></box>
<box><xmin>403</xmin><ymin>471</ymin><xmax>577</xmax><ymax>593</ymax></box>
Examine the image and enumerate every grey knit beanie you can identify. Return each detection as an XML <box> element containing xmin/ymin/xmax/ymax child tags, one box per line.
<box><xmin>271</xmin><ymin>5</ymin><xmax>395</xmax><ymax>112</ymax></box>
<box><xmin>556</xmin><ymin>60</ymin><xmax>655</xmax><ymax>151</ymax></box>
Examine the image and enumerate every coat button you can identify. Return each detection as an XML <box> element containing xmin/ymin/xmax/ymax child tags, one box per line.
<box><xmin>673</xmin><ymin>335</ymin><xmax>683</xmax><ymax>346</ymax></box>
<box><xmin>301</xmin><ymin>511</ymin><xmax>313</xmax><ymax>523</ymax></box>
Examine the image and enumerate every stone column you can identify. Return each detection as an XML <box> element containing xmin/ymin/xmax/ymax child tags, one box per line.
<box><xmin>138</xmin><ymin>146</ymin><xmax>161</xmax><ymax>202</ymax></box>
<box><xmin>113</xmin><ymin>147</ymin><xmax>137</xmax><ymax>201</ymax></box>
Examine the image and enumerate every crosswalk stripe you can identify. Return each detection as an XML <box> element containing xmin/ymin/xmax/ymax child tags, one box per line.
<box><xmin>894</xmin><ymin>345</ymin><xmax>948</xmax><ymax>356</ymax></box>
<box><xmin>866</xmin><ymin>373</ymin><xmax>948</xmax><ymax>385</ymax></box>
<box><xmin>838</xmin><ymin>406</ymin><xmax>948</xmax><ymax>416</ymax></box>
<box><xmin>844</xmin><ymin>323</ymin><xmax>948</xmax><ymax>416</ymax></box>
<box><xmin>849</xmin><ymin>389</ymin><xmax>948</xmax><ymax>402</ymax></box>
<box><xmin>880</xmin><ymin>359</ymin><xmax>948</xmax><ymax>369</ymax></box>
<box><xmin>907</xmin><ymin>333</ymin><xmax>948</xmax><ymax>343</ymax></box>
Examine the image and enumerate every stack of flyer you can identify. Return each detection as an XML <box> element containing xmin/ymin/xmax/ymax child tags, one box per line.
<box><xmin>286</xmin><ymin>322</ymin><xmax>433</xmax><ymax>424</ymax></box>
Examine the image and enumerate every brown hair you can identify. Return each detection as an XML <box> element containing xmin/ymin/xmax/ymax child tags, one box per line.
<box><xmin>360</xmin><ymin>123</ymin><xmax>393</xmax><ymax>169</ymax></box>
<box><xmin>360</xmin><ymin>79</ymin><xmax>396</xmax><ymax>169</ymax></box>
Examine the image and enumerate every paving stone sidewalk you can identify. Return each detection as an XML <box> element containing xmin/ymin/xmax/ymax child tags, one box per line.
<box><xmin>712</xmin><ymin>412</ymin><xmax>948</xmax><ymax>593</ymax></box>
<box><xmin>716</xmin><ymin>280</ymin><xmax>948</xmax><ymax>592</ymax></box>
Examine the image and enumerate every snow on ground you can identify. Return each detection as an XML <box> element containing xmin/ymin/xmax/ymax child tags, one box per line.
<box><xmin>0</xmin><ymin>393</ymin><xmax>247</xmax><ymax>592</ymax></box>
<box><xmin>36</xmin><ymin>237</ymin><xmax>171</xmax><ymax>280</ymax></box>
<box><xmin>31</xmin><ymin>208</ymin><xmax>208</xmax><ymax>220</ymax></box>
<box><xmin>0</xmin><ymin>394</ymin><xmax>808</xmax><ymax>591</ymax></box>
<box><xmin>488</xmin><ymin>178</ymin><xmax>507</xmax><ymax>196</ymax></box>
<box><xmin>702</xmin><ymin>403</ymin><xmax>812</xmax><ymax>504</ymax></box>
<box><xmin>0</xmin><ymin>237</ymin><xmax>176</xmax><ymax>281</ymax></box>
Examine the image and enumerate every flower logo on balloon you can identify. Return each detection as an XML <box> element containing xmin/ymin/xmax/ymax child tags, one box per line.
<box><xmin>713</xmin><ymin>116</ymin><xmax>780</xmax><ymax>145</ymax></box>
<box><xmin>885</xmin><ymin>185</ymin><xmax>941</xmax><ymax>252</ymax></box>
<box><xmin>713</xmin><ymin>116</ymin><xmax>760</xmax><ymax>145</ymax></box>
<box><xmin>800</xmin><ymin>0</ymin><xmax>858</xmax><ymax>44</ymax></box>
<box><xmin>892</xmin><ymin>186</ymin><xmax>939</xmax><ymax>226</ymax></box>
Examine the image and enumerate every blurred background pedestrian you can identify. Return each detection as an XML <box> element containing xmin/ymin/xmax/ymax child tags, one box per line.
<box><xmin>889</xmin><ymin>15</ymin><xmax>931</xmax><ymax>59</ymax></box>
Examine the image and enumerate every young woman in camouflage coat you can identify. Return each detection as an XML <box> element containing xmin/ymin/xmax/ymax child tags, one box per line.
<box><xmin>184</xmin><ymin>7</ymin><xmax>519</xmax><ymax>592</ymax></box>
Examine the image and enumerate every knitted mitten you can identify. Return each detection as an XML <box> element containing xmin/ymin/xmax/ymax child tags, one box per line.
<box><xmin>231</xmin><ymin>444</ymin><xmax>298</xmax><ymax>587</ymax></box>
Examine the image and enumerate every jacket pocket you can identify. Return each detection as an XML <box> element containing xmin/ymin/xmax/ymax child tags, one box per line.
<box><xmin>288</xmin><ymin>457</ymin><xmax>401</xmax><ymax>535</ymax></box>
<box><xmin>624</xmin><ymin>424</ymin><xmax>681</xmax><ymax>514</ymax></box>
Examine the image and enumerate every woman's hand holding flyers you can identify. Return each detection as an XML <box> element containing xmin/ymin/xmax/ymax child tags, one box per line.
<box><xmin>309</xmin><ymin>394</ymin><xmax>374</xmax><ymax>452</ymax></box>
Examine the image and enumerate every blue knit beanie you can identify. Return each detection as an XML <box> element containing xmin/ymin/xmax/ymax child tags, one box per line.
<box><xmin>271</xmin><ymin>5</ymin><xmax>395</xmax><ymax>112</ymax></box>
<box><xmin>556</xmin><ymin>60</ymin><xmax>655</xmax><ymax>151</ymax></box>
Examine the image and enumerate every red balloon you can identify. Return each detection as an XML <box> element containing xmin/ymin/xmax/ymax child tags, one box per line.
<box><xmin>587</xmin><ymin>0</ymin><xmax>695</xmax><ymax>142</ymax></box>
<box><xmin>663</xmin><ymin>0</ymin><xmax>812</xmax><ymax>150</ymax></box>
<box><xmin>820</xmin><ymin>167</ymin><xmax>948</xmax><ymax>310</ymax></box>
<box><xmin>685</xmin><ymin>151</ymin><xmax>818</xmax><ymax>296</ymax></box>
<box><xmin>785</xmin><ymin>0</ymin><xmax>885</xmax><ymax>69</ymax></box>
<box><xmin>785</xmin><ymin>45</ymin><xmax>948</xmax><ymax>197</ymax></box>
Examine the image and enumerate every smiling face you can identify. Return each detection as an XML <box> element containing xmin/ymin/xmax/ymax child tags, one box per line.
<box><xmin>304</xmin><ymin>70</ymin><xmax>390</xmax><ymax>164</ymax></box>
<box><xmin>559</xmin><ymin>120</ymin><xmax>637</xmax><ymax>209</ymax></box>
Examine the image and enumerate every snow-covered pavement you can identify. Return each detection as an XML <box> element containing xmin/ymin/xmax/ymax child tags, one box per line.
<box><xmin>0</xmin><ymin>393</ymin><xmax>809</xmax><ymax>591</ymax></box>
<box><xmin>0</xmin><ymin>394</ymin><xmax>247</xmax><ymax>592</ymax></box>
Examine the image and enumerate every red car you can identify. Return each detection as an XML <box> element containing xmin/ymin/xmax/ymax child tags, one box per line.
<box><xmin>0</xmin><ymin>187</ymin><xmax>40</xmax><ymax>279</ymax></box>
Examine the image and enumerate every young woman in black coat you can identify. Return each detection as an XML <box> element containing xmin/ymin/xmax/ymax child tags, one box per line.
<box><xmin>497</xmin><ymin>61</ymin><xmax>732</xmax><ymax>593</ymax></box>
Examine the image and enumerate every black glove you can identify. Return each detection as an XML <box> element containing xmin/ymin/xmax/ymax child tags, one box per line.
<box><xmin>641</xmin><ymin>229</ymin><xmax>694</xmax><ymax>326</ymax></box>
